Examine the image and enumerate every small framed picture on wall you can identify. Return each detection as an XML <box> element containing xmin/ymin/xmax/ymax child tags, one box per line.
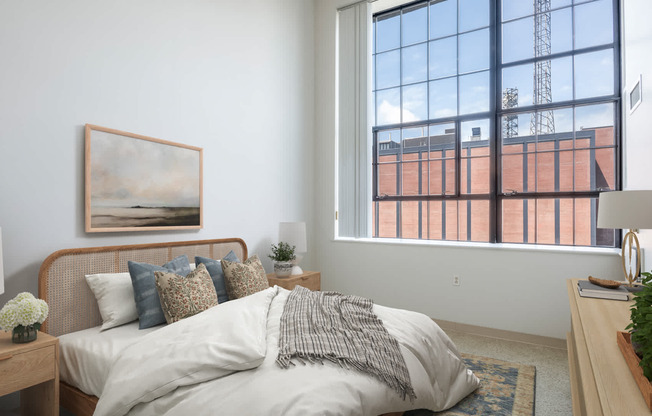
<box><xmin>630</xmin><ymin>75</ymin><xmax>642</xmax><ymax>114</ymax></box>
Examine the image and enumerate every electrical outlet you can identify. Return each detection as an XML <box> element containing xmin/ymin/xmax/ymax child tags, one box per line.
<box><xmin>453</xmin><ymin>275</ymin><xmax>460</xmax><ymax>286</ymax></box>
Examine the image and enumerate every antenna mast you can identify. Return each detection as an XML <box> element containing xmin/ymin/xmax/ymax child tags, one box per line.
<box><xmin>502</xmin><ymin>88</ymin><xmax>519</xmax><ymax>138</ymax></box>
<box><xmin>530</xmin><ymin>0</ymin><xmax>555</xmax><ymax>135</ymax></box>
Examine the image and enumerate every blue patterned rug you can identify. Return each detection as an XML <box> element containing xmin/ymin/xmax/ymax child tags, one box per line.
<box><xmin>406</xmin><ymin>354</ymin><xmax>536</xmax><ymax>416</ymax></box>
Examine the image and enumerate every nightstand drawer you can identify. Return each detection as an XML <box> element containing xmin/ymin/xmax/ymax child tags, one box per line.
<box><xmin>267</xmin><ymin>271</ymin><xmax>321</xmax><ymax>291</ymax></box>
<box><xmin>291</xmin><ymin>274</ymin><xmax>320</xmax><ymax>291</ymax></box>
<box><xmin>0</xmin><ymin>344</ymin><xmax>55</xmax><ymax>396</ymax></box>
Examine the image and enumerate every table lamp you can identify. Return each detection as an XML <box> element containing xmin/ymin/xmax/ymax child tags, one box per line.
<box><xmin>0</xmin><ymin>227</ymin><xmax>4</xmax><ymax>295</ymax></box>
<box><xmin>597</xmin><ymin>190</ymin><xmax>652</xmax><ymax>287</ymax></box>
<box><xmin>278</xmin><ymin>222</ymin><xmax>307</xmax><ymax>275</ymax></box>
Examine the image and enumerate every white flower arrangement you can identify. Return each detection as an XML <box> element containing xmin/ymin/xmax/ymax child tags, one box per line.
<box><xmin>0</xmin><ymin>292</ymin><xmax>48</xmax><ymax>332</ymax></box>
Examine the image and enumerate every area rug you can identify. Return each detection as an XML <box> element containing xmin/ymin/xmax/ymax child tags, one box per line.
<box><xmin>405</xmin><ymin>353</ymin><xmax>536</xmax><ymax>416</ymax></box>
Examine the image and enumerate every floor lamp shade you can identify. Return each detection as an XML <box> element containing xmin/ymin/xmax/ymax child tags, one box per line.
<box><xmin>278</xmin><ymin>222</ymin><xmax>307</xmax><ymax>253</ymax></box>
<box><xmin>0</xmin><ymin>227</ymin><xmax>4</xmax><ymax>295</ymax></box>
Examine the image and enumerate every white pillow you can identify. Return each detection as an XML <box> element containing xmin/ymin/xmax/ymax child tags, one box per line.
<box><xmin>85</xmin><ymin>272</ymin><xmax>139</xmax><ymax>330</ymax></box>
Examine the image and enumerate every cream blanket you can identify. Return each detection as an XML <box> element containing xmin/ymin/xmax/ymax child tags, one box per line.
<box><xmin>93</xmin><ymin>287</ymin><xmax>480</xmax><ymax>415</ymax></box>
<box><xmin>93</xmin><ymin>287</ymin><xmax>277</xmax><ymax>416</ymax></box>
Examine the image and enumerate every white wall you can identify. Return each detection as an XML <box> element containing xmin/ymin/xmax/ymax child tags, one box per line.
<box><xmin>313</xmin><ymin>0</ymin><xmax>621</xmax><ymax>340</ymax></box>
<box><xmin>621</xmin><ymin>0</ymin><xmax>652</xmax><ymax>267</ymax></box>
<box><xmin>0</xmin><ymin>0</ymin><xmax>644</xmax><ymax>344</ymax></box>
<box><xmin>0</xmin><ymin>0</ymin><xmax>315</xmax><ymax>305</ymax></box>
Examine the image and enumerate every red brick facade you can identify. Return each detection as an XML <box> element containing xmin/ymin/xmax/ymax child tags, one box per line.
<box><xmin>373</xmin><ymin>126</ymin><xmax>615</xmax><ymax>245</ymax></box>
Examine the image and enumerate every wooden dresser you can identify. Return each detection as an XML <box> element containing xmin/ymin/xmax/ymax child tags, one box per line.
<box><xmin>567</xmin><ymin>278</ymin><xmax>650</xmax><ymax>415</ymax></box>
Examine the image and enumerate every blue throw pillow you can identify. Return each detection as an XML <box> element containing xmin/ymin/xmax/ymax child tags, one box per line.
<box><xmin>128</xmin><ymin>255</ymin><xmax>192</xmax><ymax>329</ymax></box>
<box><xmin>195</xmin><ymin>250</ymin><xmax>240</xmax><ymax>304</ymax></box>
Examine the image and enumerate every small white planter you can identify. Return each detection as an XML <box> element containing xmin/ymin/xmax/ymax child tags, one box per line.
<box><xmin>273</xmin><ymin>261</ymin><xmax>293</xmax><ymax>277</ymax></box>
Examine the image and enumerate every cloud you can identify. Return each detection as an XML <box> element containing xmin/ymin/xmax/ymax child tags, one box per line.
<box><xmin>90</xmin><ymin>130</ymin><xmax>200</xmax><ymax>207</ymax></box>
<box><xmin>377</xmin><ymin>99</ymin><xmax>418</xmax><ymax>125</ymax></box>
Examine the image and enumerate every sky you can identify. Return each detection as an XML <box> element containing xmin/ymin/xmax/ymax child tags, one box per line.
<box><xmin>372</xmin><ymin>0</ymin><xmax>616</xmax><ymax>139</ymax></box>
<box><xmin>90</xmin><ymin>130</ymin><xmax>200</xmax><ymax>208</ymax></box>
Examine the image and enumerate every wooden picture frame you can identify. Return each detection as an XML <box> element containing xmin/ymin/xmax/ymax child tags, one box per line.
<box><xmin>85</xmin><ymin>124</ymin><xmax>203</xmax><ymax>233</ymax></box>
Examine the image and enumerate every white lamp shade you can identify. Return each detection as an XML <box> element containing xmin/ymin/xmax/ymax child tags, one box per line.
<box><xmin>0</xmin><ymin>227</ymin><xmax>4</xmax><ymax>295</ymax></box>
<box><xmin>597</xmin><ymin>190</ymin><xmax>652</xmax><ymax>230</ymax></box>
<box><xmin>279</xmin><ymin>222</ymin><xmax>307</xmax><ymax>253</ymax></box>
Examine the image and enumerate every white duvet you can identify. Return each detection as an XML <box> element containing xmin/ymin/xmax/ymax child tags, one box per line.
<box><xmin>94</xmin><ymin>287</ymin><xmax>479</xmax><ymax>416</ymax></box>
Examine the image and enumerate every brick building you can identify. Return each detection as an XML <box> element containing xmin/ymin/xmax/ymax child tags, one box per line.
<box><xmin>373</xmin><ymin>125</ymin><xmax>615</xmax><ymax>246</ymax></box>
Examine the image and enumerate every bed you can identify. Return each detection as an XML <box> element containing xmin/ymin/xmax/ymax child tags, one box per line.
<box><xmin>38</xmin><ymin>238</ymin><xmax>479</xmax><ymax>416</ymax></box>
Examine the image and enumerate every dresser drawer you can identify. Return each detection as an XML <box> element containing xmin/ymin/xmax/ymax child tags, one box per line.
<box><xmin>0</xmin><ymin>344</ymin><xmax>55</xmax><ymax>396</ymax></box>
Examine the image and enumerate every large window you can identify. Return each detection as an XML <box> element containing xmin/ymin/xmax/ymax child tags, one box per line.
<box><xmin>371</xmin><ymin>0</ymin><xmax>619</xmax><ymax>246</ymax></box>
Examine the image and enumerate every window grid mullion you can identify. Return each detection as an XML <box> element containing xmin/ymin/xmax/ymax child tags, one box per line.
<box><xmin>371</xmin><ymin>0</ymin><xmax>619</xmax><ymax>247</ymax></box>
<box><xmin>426</xmin><ymin>4</ymin><xmax>431</xmax><ymax>198</ymax></box>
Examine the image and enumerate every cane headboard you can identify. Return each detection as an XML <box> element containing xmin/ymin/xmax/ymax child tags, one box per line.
<box><xmin>38</xmin><ymin>238</ymin><xmax>247</xmax><ymax>337</ymax></box>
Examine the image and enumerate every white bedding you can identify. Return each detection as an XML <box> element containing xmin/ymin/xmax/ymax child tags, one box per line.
<box><xmin>58</xmin><ymin>321</ymin><xmax>161</xmax><ymax>397</ymax></box>
<box><xmin>63</xmin><ymin>287</ymin><xmax>479</xmax><ymax>415</ymax></box>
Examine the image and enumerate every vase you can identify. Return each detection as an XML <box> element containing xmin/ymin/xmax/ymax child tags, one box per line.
<box><xmin>274</xmin><ymin>261</ymin><xmax>293</xmax><ymax>277</ymax></box>
<box><xmin>12</xmin><ymin>324</ymin><xmax>38</xmax><ymax>344</ymax></box>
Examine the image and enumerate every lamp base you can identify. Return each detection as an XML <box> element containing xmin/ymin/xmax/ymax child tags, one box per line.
<box><xmin>622</xmin><ymin>230</ymin><xmax>642</xmax><ymax>287</ymax></box>
<box><xmin>291</xmin><ymin>265</ymin><xmax>304</xmax><ymax>275</ymax></box>
<box><xmin>624</xmin><ymin>284</ymin><xmax>644</xmax><ymax>293</ymax></box>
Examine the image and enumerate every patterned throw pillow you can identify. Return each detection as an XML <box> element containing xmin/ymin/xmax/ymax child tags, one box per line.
<box><xmin>154</xmin><ymin>263</ymin><xmax>219</xmax><ymax>324</ymax></box>
<box><xmin>221</xmin><ymin>255</ymin><xmax>269</xmax><ymax>299</ymax></box>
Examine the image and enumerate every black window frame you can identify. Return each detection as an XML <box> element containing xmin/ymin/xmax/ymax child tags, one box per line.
<box><xmin>371</xmin><ymin>0</ymin><xmax>621</xmax><ymax>247</ymax></box>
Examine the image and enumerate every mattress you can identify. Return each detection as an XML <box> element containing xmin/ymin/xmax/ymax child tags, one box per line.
<box><xmin>58</xmin><ymin>321</ymin><xmax>161</xmax><ymax>397</ymax></box>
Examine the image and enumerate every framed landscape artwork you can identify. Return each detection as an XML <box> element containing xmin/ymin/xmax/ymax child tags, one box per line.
<box><xmin>85</xmin><ymin>124</ymin><xmax>203</xmax><ymax>232</ymax></box>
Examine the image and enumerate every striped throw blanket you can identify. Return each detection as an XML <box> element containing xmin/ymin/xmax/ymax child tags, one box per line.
<box><xmin>276</xmin><ymin>286</ymin><xmax>416</xmax><ymax>401</ymax></box>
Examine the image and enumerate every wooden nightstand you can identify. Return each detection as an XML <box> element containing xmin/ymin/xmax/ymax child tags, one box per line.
<box><xmin>0</xmin><ymin>331</ymin><xmax>59</xmax><ymax>416</ymax></box>
<box><xmin>267</xmin><ymin>271</ymin><xmax>321</xmax><ymax>291</ymax></box>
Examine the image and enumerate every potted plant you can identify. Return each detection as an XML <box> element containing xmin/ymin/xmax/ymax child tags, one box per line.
<box><xmin>618</xmin><ymin>271</ymin><xmax>652</xmax><ymax>410</ymax></box>
<box><xmin>269</xmin><ymin>242</ymin><xmax>296</xmax><ymax>277</ymax></box>
<box><xmin>0</xmin><ymin>292</ymin><xmax>49</xmax><ymax>343</ymax></box>
<box><xmin>628</xmin><ymin>272</ymin><xmax>652</xmax><ymax>376</ymax></box>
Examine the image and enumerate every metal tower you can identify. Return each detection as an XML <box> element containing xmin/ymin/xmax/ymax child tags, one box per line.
<box><xmin>530</xmin><ymin>0</ymin><xmax>555</xmax><ymax>135</ymax></box>
<box><xmin>502</xmin><ymin>87</ymin><xmax>519</xmax><ymax>138</ymax></box>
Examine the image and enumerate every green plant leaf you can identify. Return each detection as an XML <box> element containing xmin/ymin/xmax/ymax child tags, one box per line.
<box><xmin>268</xmin><ymin>242</ymin><xmax>296</xmax><ymax>262</ymax></box>
<box><xmin>629</xmin><ymin>270</ymin><xmax>652</xmax><ymax>381</ymax></box>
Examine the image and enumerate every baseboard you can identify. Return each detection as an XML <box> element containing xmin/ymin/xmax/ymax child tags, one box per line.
<box><xmin>434</xmin><ymin>318</ymin><xmax>567</xmax><ymax>350</ymax></box>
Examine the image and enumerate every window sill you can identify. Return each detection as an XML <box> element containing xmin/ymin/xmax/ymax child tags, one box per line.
<box><xmin>333</xmin><ymin>236</ymin><xmax>621</xmax><ymax>256</ymax></box>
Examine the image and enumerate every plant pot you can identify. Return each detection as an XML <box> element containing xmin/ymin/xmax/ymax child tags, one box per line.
<box><xmin>617</xmin><ymin>331</ymin><xmax>652</xmax><ymax>410</ymax></box>
<box><xmin>630</xmin><ymin>329</ymin><xmax>644</xmax><ymax>357</ymax></box>
<box><xmin>12</xmin><ymin>324</ymin><xmax>38</xmax><ymax>344</ymax></box>
<box><xmin>273</xmin><ymin>261</ymin><xmax>293</xmax><ymax>277</ymax></box>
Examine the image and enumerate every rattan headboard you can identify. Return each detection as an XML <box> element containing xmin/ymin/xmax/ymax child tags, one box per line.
<box><xmin>38</xmin><ymin>238</ymin><xmax>247</xmax><ymax>337</ymax></box>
